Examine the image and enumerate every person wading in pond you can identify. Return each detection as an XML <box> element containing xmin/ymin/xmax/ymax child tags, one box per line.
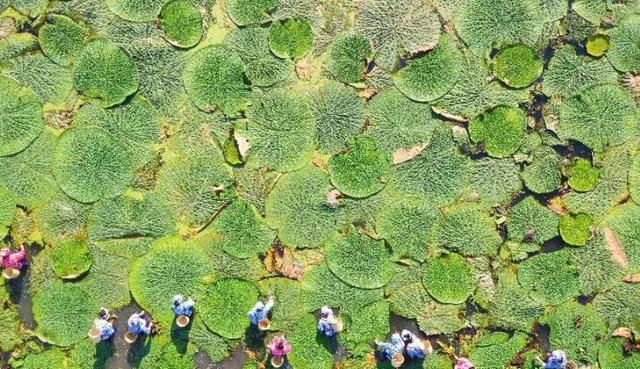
<box><xmin>268</xmin><ymin>335</ymin><xmax>292</xmax><ymax>368</ymax></box>
<box><xmin>126</xmin><ymin>311</ymin><xmax>154</xmax><ymax>343</ymax></box>
<box><xmin>172</xmin><ymin>294</ymin><xmax>195</xmax><ymax>328</ymax></box>
<box><xmin>318</xmin><ymin>306</ymin><xmax>343</xmax><ymax>337</ymax></box>
<box><xmin>376</xmin><ymin>333</ymin><xmax>405</xmax><ymax>368</ymax></box>
<box><xmin>248</xmin><ymin>296</ymin><xmax>274</xmax><ymax>330</ymax></box>
<box><xmin>1</xmin><ymin>245</ymin><xmax>26</xmax><ymax>279</ymax></box>
<box><xmin>536</xmin><ymin>350</ymin><xmax>575</xmax><ymax>369</ymax></box>
<box><xmin>89</xmin><ymin>308</ymin><xmax>116</xmax><ymax>343</ymax></box>
<box><xmin>401</xmin><ymin>329</ymin><xmax>432</xmax><ymax>360</ymax></box>
<box><xmin>454</xmin><ymin>357</ymin><xmax>475</xmax><ymax>369</ymax></box>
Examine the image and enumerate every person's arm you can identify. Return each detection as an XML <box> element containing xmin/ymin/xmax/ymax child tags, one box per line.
<box><xmin>264</xmin><ymin>297</ymin><xmax>275</xmax><ymax>312</ymax></box>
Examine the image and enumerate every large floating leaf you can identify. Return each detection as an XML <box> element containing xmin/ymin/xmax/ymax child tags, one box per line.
<box><xmin>0</xmin><ymin>76</ymin><xmax>44</xmax><ymax>157</ymax></box>
<box><xmin>200</xmin><ymin>278</ymin><xmax>259</xmax><ymax>339</ymax></box>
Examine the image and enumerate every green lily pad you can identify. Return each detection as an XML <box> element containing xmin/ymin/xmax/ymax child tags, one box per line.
<box><xmin>340</xmin><ymin>300</ymin><xmax>389</xmax><ymax>350</ymax></box>
<box><xmin>571</xmin><ymin>233</ymin><xmax>624</xmax><ymax>296</ymax></box>
<box><xmin>33</xmin><ymin>281</ymin><xmax>98</xmax><ymax>346</ymax></box>
<box><xmin>327</xmin><ymin>33</ymin><xmax>372</xmax><ymax>83</ymax></box>
<box><xmin>38</xmin><ymin>14</ymin><xmax>87</xmax><ymax>66</ymax></box>
<box><xmin>603</xmin><ymin>203</ymin><xmax>640</xmax><ymax>272</ymax></box>
<box><xmin>493</xmin><ymin>44</ymin><xmax>543</xmax><ymax>88</ymax></box>
<box><xmin>559</xmin><ymin>213</ymin><xmax>592</xmax><ymax>246</ymax></box>
<box><xmin>3</xmin><ymin>53</ymin><xmax>75</xmax><ymax>105</ymax></box>
<box><xmin>542</xmin><ymin>44</ymin><xmax>618</xmax><ymax>97</ymax></box>
<box><xmin>521</xmin><ymin>145</ymin><xmax>563</xmax><ymax>194</ymax></box>
<box><xmin>226</xmin><ymin>0</ymin><xmax>280</xmax><ymax>26</ymax></box>
<box><xmin>159</xmin><ymin>0</ymin><xmax>203</xmax><ymax>48</ymax></box>
<box><xmin>206</xmin><ymin>199</ymin><xmax>275</xmax><ymax>259</ymax></box>
<box><xmin>607</xmin><ymin>14</ymin><xmax>640</xmax><ymax>73</ymax></box>
<box><xmin>326</xmin><ymin>231</ymin><xmax>395</xmax><ymax>289</ymax></box>
<box><xmin>288</xmin><ymin>314</ymin><xmax>334</xmax><ymax>369</ymax></box>
<box><xmin>423</xmin><ymin>253</ymin><xmax>475</xmax><ymax>304</ymax></box>
<box><xmin>51</xmin><ymin>241</ymin><xmax>92</xmax><ymax>279</ymax></box>
<box><xmin>240</xmin><ymin>89</ymin><xmax>316</xmax><ymax>172</ymax></box>
<box><xmin>0</xmin><ymin>185</ymin><xmax>15</xmax><ymax>238</ymax></box>
<box><xmin>568</xmin><ymin>158</ymin><xmax>599</xmax><ymax>192</ymax></box>
<box><xmin>355</xmin><ymin>0</ymin><xmax>441</xmax><ymax>70</ymax></box>
<box><xmin>629</xmin><ymin>152</ymin><xmax>640</xmax><ymax>204</ymax></box>
<box><xmin>129</xmin><ymin>236</ymin><xmax>215</xmax><ymax>324</ymax></box>
<box><xmin>508</xmin><ymin>196</ymin><xmax>560</xmax><ymax>244</ymax></box>
<box><xmin>469</xmin><ymin>332</ymin><xmax>529</xmax><ymax>369</ymax></box>
<box><xmin>0</xmin><ymin>33</ymin><xmax>39</xmax><ymax>61</ymax></box>
<box><xmin>0</xmin><ymin>76</ymin><xmax>44</xmax><ymax>157</ymax></box>
<box><xmin>538</xmin><ymin>301</ymin><xmax>607</xmax><ymax>363</ymax></box>
<box><xmin>53</xmin><ymin>126</ymin><xmax>136</xmax><ymax>203</ymax></box>
<box><xmin>489</xmin><ymin>271</ymin><xmax>544</xmax><ymax>333</ymax></box>
<box><xmin>558</xmin><ymin>84</ymin><xmax>639</xmax><ymax>152</ymax></box>
<box><xmin>375</xmin><ymin>196</ymin><xmax>440</xmax><ymax>261</ymax></box>
<box><xmin>518</xmin><ymin>250</ymin><xmax>580</xmax><ymax>306</ymax></box>
<box><xmin>183</xmin><ymin>45</ymin><xmax>251</xmax><ymax>116</ymax></box>
<box><xmin>312</xmin><ymin>81</ymin><xmax>365</xmax><ymax>155</ymax></box>
<box><xmin>431</xmin><ymin>203</ymin><xmax>502</xmax><ymax>257</ymax></box>
<box><xmin>265</xmin><ymin>165</ymin><xmax>340</xmax><ymax>248</ymax></box>
<box><xmin>73</xmin><ymin>38</ymin><xmax>139</xmax><ymax>107</ymax></box>
<box><xmin>455</xmin><ymin>0</ymin><xmax>544</xmax><ymax>51</ymax></box>
<box><xmin>364</xmin><ymin>88</ymin><xmax>439</xmax><ymax>157</ymax></box>
<box><xmin>269</xmin><ymin>18</ymin><xmax>315</xmax><ymax>60</ymax></box>
<box><xmin>469</xmin><ymin>106</ymin><xmax>527</xmax><ymax>158</ymax></box>
<box><xmin>593</xmin><ymin>282</ymin><xmax>640</xmax><ymax>334</ymax></box>
<box><xmin>587</xmin><ymin>33</ymin><xmax>610</xmax><ymax>57</ymax></box>
<box><xmin>598</xmin><ymin>337</ymin><xmax>640</xmax><ymax>369</ymax></box>
<box><xmin>394</xmin><ymin>36</ymin><xmax>463</xmax><ymax>102</ymax></box>
<box><xmin>200</xmin><ymin>278</ymin><xmax>259</xmax><ymax>339</ymax></box>
<box><xmin>468</xmin><ymin>157</ymin><xmax>522</xmax><ymax>207</ymax></box>
<box><xmin>105</xmin><ymin>0</ymin><xmax>169</xmax><ymax>22</ymax></box>
<box><xmin>328</xmin><ymin>136</ymin><xmax>390</xmax><ymax>198</ymax></box>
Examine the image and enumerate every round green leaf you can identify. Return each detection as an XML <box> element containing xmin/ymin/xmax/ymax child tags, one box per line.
<box><xmin>38</xmin><ymin>14</ymin><xmax>87</xmax><ymax>66</ymax></box>
<box><xmin>423</xmin><ymin>253</ymin><xmax>475</xmax><ymax>304</ymax></box>
<box><xmin>607</xmin><ymin>14</ymin><xmax>640</xmax><ymax>73</ymax></box>
<box><xmin>269</xmin><ymin>18</ymin><xmax>315</xmax><ymax>60</ymax></box>
<box><xmin>51</xmin><ymin>241</ymin><xmax>92</xmax><ymax>279</ymax></box>
<box><xmin>105</xmin><ymin>0</ymin><xmax>169</xmax><ymax>22</ymax></box>
<box><xmin>0</xmin><ymin>76</ymin><xmax>44</xmax><ymax>157</ymax></box>
<box><xmin>469</xmin><ymin>106</ymin><xmax>526</xmax><ymax>159</ymax></box>
<box><xmin>327</xmin><ymin>33</ymin><xmax>372</xmax><ymax>83</ymax></box>
<box><xmin>508</xmin><ymin>196</ymin><xmax>560</xmax><ymax>245</ymax></box>
<box><xmin>559</xmin><ymin>213</ymin><xmax>592</xmax><ymax>246</ymax></box>
<box><xmin>493</xmin><ymin>44</ymin><xmax>543</xmax><ymax>88</ymax></box>
<box><xmin>518</xmin><ymin>250</ymin><xmax>580</xmax><ymax>306</ymax></box>
<box><xmin>568</xmin><ymin>158</ymin><xmax>599</xmax><ymax>192</ymax></box>
<box><xmin>159</xmin><ymin>0</ymin><xmax>203</xmax><ymax>48</ymax></box>
<box><xmin>288</xmin><ymin>314</ymin><xmax>334</xmax><ymax>369</ymax></box>
<box><xmin>73</xmin><ymin>39</ymin><xmax>139</xmax><ymax>107</ymax></box>
<box><xmin>200</xmin><ymin>278</ymin><xmax>259</xmax><ymax>339</ymax></box>
<box><xmin>226</xmin><ymin>0</ymin><xmax>279</xmax><ymax>26</ymax></box>
<box><xmin>325</xmin><ymin>231</ymin><xmax>395</xmax><ymax>289</ymax></box>
<box><xmin>33</xmin><ymin>281</ymin><xmax>98</xmax><ymax>346</ymax></box>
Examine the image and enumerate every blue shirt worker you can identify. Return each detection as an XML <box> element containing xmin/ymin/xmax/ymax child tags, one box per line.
<box><xmin>318</xmin><ymin>306</ymin><xmax>341</xmax><ymax>337</ymax></box>
<box><xmin>173</xmin><ymin>295</ymin><xmax>195</xmax><ymax>317</ymax></box>
<box><xmin>542</xmin><ymin>350</ymin><xmax>569</xmax><ymax>369</ymax></box>
<box><xmin>248</xmin><ymin>297</ymin><xmax>275</xmax><ymax>328</ymax></box>
<box><xmin>401</xmin><ymin>330</ymin><xmax>432</xmax><ymax>360</ymax></box>
<box><xmin>376</xmin><ymin>333</ymin><xmax>405</xmax><ymax>361</ymax></box>
<box><xmin>94</xmin><ymin>318</ymin><xmax>115</xmax><ymax>341</ymax></box>
<box><xmin>127</xmin><ymin>311</ymin><xmax>153</xmax><ymax>336</ymax></box>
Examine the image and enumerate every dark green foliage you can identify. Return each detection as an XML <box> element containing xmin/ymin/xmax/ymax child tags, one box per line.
<box><xmin>73</xmin><ymin>39</ymin><xmax>139</xmax><ymax>107</ymax></box>
<box><xmin>340</xmin><ymin>300</ymin><xmax>389</xmax><ymax>350</ymax></box>
<box><xmin>207</xmin><ymin>199</ymin><xmax>275</xmax><ymax>258</ymax></box>
<box><xmin>518</xmin><ymin>250</ymin><xmax>579</xmax><ymax>305</ymax></box>
<box><xmin>468</xmin><ymin>157</ymin><xmax>522</xmax><ymax>207</ymax></box>
<box><xmin>287</xmin><ymin>314</ymin><xmax>334</xmax><ymax>369</ymax></box>
<box><xmin>607</xmin><ymin>14</ymin><xmax>640</xmax><ymax>73</ymax></box>
<box><xmin>328</xmin><ymin>136</ymin><xmax>390</xmax><ymax>198</ymax></box>
<box><xmin>129</xmin><ymin>236</ymin><xmax>215</xmax><ymax>323</ymax></box>
<box><xmin>269</xmin><ymin>18</ymin><xmax>315</xmax><ymax>60</ymax></box>
<box><xmin>489</xmin><ymin>271</ymin><xmax>544</xmax><ymax>332</ymax></box>
<box><xmin>38</xmin><ymin>14</ymin><xmax>87</xmax><ymax>66</ymax></box>
<box><xmin>423</xmin><ymin>253</ymin><xmax>475</xmax><ymax>304</ymax></box>
<box><xmin>33</xmin><ymin>281</ymin><xmax>98</xmax><ymax>346</ymax></box>
<box><xmin>325</xmin><ymin>231</ymin><xmax>395</xmax><ymax>289</ymax></box>
<box><xmin>539</xmin><ymin>302</ymin><xmax>607</xmax><ymax>363</ymax></box>
<box><xmin>0</xmin><ymin>76</ymin><xmax>43</xmax><ymax>157</ymax></box>
<box><xmin>51</xmin><ymin>241</ymin><xmax>92</xmax><ymax>279</ymax></box>
<box><xmin>521</xmin><ymin>145</ymin><xmax>562</xmax><ymax>194</ymax></box>
<box><xmin>593</xmin><ymin>282</ymin><xmax>640</xmax><ymax>334</ymax></box>
<box><xmin>394</xmin><ymin>36</ymin><xmax>463</xmax><ymax>102</ymax></box>
<box><xmin>469</xmin><ymin>106</ymin><xmax>527</xmax><ymax>158</ymax></box>
<box><xmin>568</xmin><ymin>158</ymin><xmax>599</xmax><ymax>192</ymax></box>
<box><xmin>3</xmin><ymin>53</ymin><xmax>74</xmax><ymax>105</ymax></box>
<box><xmin>571</xmin><ymin>233</ymin><xmax>624</xmax><ymax>296</ymax></box>
<box><xmin>159</xmin><ymin>0</ymin><xmax>203</xmax><ymax>48</ymax></box>
<box><xmin>183</xmin><ymin>45</ymin><xmax>251</xmax><ymax>116</ymax></box>
<box><xmin>0</xmin><ymin>33</ymin><xmax>39</xmax><ymax>61</ymax></box>
<box><xmin>200</xmin><ymin>278</ymin><xmax>259</xmax><ymax>339</ymax></box>
<box><xmin>493</xmin><ymin>44</ymin><xmax>543</xmax><ymax>88</ymax></box>
<box><xmin>508</xmin><ymin>196</ymin><xmax>560</xmax><ymax>244</ymax></box>
<box><xmin>469</xmin><ymin>332</ymin><xmax>529</xmax><ymax>369</ymax></box>
<box><xmin>226</xmin><ymin>0</ymin><xmax>280</xmax><ymax>26</ymax></box>
<box><xmin>312</xmin><ymin>81</ymin><xmax>365</xmax><ymax>154</ymax></box>
<box><xmin>598</xmin><ymin>337</ymin><xmax>640</xmax><ymax>369</ymax></box>
<box><xmin>327</xmin><ymin>33</ymin><xmax>372</xmax><ymax>83</ymax></box>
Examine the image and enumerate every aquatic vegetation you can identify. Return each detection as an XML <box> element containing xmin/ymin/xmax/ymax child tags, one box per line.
<box><xmin>3</xmin><ymin>1</ymin><xmax>640</xmax><ymax>368</ymax></box>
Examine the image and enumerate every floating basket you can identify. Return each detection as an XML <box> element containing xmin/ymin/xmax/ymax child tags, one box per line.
<box><xmin>124</xmin><ymin>332</ymin><xmax>138</xmax><ymax>344</ymax></box>
<box><xmin>2</xmin><ymin>268</ymin><xmax>20</xmax><ymax>280</ymax></box>
<box><xmin>271</xmin><ymin>356</ymin><xmax>284</xmax><ymax>368</ymax></box>
<box><xmin>333</xmin><ymin>318</ymin><xmax>344</xmax><ymax>333</ymax></box>
<box><xmin>258</xmin><ymin>318</ymin><xmax>271</xmax><ymax>331</ymax></box>
<box><xmin>391</xmin><ymin>353</ymin><xmax>405</xmax><ymax>368</ymax></box>
<box><xmin>88</xmin><ymin>328</ymin><xmax>102</xmax><ymax>344</ymax></box>
<box><xmin>176</xmin><ymin>315</ymin><xmax>190</xmax><ymax>328</ymax></box>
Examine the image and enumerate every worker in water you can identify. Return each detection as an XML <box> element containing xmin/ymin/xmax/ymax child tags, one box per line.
<box><xmin>89</xmin><ymin>308</ymin><xmax>116</xmax><ymax>343</ymax></box>
<box><xmin>173</xmin><ymin>294</ymin><xmax>195</xmax><ymax>327</ymax></box>
<box><xmin>126</xmin><ymin>311</ymin><xmax>154</xmax><ymax>341</ymax></box>
<box><xmin>268</xmin><ymin>335</ymin><xmax>292</xmax><ymax>368</ymax></box>
<box><xmin>376</xmin><ymin>333</ymin><xmax>405</xmax><ymax>367</ymax></box>
<box><xmin>454</xmin><ymin>357</ymin><xmax>475</xmax><ymax>369</ymax></box>
<box><xmin>318</xmin><ymin>306</ymin><xmax>343</xmax><ymax>337</ymax></box>
<box><xmin>401</xmin><ymin>329</ymin><xmax>432</xmax><ymax>360</ymax></box>
<box><xmin>248</xmin><ymin>296</ymin><xmax>274</xmax><ymax>330</ymax></box>
<box><xmin>1</xmin><ymin>245</ymin><xmax>26</xmax><ymax>279</ymax></box>
<box><xmin>537</xmin><ymin>350</ymin><xmax>571</xmax><ymax>369</ymax></box>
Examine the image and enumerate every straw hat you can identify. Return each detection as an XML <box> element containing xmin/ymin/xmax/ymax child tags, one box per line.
<box><xmin>258</xmin><ymin>318</ymin><xmax>271</xmax><ymax>331</ymax></box>
<box><xmin>176</xmin><ymin>315</ymin><xmax>190</xmax><ymax>328</ymax></box>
